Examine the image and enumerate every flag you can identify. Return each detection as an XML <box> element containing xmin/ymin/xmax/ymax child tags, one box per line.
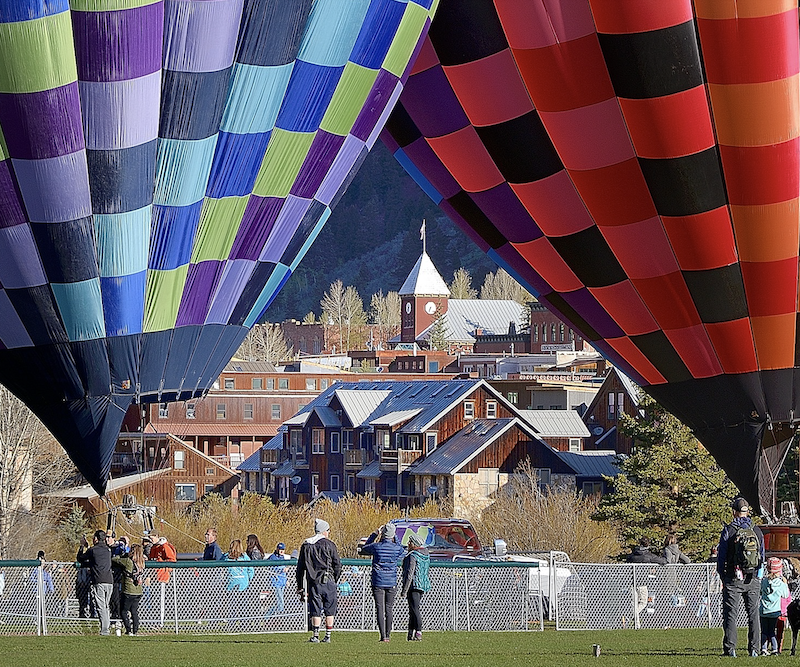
<box><xmin>420</xmin><ymin>219</ymin><xmax>426</xmax><ymax>240</ymax></box>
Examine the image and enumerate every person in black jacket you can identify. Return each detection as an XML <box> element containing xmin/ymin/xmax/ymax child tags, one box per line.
<box><xmin>626</xmin><ymin>537</ymin><xmax>666</xmax><ymax>629</ymax></box>
<box><xmin>296</xmin><ymin>519</ymin><xmax>342</xmax><ymax>643</ymax></box>
<box><xmin>76</xmin><ymin>530</ymin><xmax>114</xmax><ymax>636</ymax></box>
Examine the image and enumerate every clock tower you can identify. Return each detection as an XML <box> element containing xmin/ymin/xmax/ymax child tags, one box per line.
<box><xmin>398</xmin><ymin>250</ymin><xmax>450</xmax><ymax>343</ymax></box>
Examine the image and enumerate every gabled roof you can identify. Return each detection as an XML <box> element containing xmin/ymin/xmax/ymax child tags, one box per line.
<box><xmin>556</xmin><ymin>450</ymin><xmax>621</xmax><ymax>478</ymax></box>
<box><xmin>45</xmin><ymin>469</ymin><xmax>170</xmax><ymax>499</ymax></box>
<box><xmin>615</xmin><ymin>368</ymin><xmax>641</xmax><ymax>406</ymax></box>
<box><xmin>238</xmin><ymin>449</ymin><xmax>261</xmax><ymax>472</ymax></box>
<box><xmin>417</xmin><ymin>299</ymin><xmax>527</xmax><ymax>344</ymax></box>
<box><xmin>356</xmin><ymin>460</ymin><xmax>382</xmax><ymax>478</ymax></box>
<box><xmin>335</xmin><ymin>389</ymin><xmax>391</xmax><ymax>427</ymax></box>
<box><xmin>224</xmin><ymin>360</ymin><xmax>277</xmax><ymax>373</ymax></box>
<box><xmin>312</xmin><ymin>406</ymin><xmax>341</xmax><ymax>428</ymax></box>
<box><xmin>518</xmin><ymin>410</ymin><xmax>590</xmax><ymax>438</ymax></box>
<box><xmin>408</xmin><ymin>418</ymin><xmax>538</xmax><ymax>475</ymax></box>
<box><xmin>398</xmin><ymin>251</ymin><xmax>450</xmax><ymax>296</ymax></box>
<box><xmin>272</xmin><ymin>460</ymin><xmax>295</xmax><ymax>477</ymax></box>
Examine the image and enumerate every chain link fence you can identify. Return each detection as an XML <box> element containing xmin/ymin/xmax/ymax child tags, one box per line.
<box><xmin>555</xmin><ymin>563</ymin><xmax>750</xmax><ymax>630</ymax></box>
<box><xmin>0</xmin><ymin>559</ymin><xmax>543</xmax><ymax>636</ymax></box>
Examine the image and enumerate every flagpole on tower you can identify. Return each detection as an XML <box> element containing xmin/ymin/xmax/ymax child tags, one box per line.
<box><xmin>420</xmin><ymin>219</ymin><xmax>426</xmax><ymax>254</ymax></box>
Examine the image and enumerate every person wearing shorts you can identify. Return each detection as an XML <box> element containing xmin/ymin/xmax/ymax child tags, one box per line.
<box><xmin>296</xmin><ymin>518</ymin><xmax>342</xmax><ymax>643</ymax></box>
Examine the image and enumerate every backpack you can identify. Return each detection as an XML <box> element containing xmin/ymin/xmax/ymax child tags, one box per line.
<box><xmin>127</xmin><ymin>562</ymin><xmax>143</xmax><ymax>587</ymax></box>
<box><xmin>731</xmin><ymin>525</ymin><xmax>760</xmax><ymax>573</ymax></box>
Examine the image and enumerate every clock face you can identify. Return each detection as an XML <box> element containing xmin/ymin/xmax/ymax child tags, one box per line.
<box><xmin>405</xmin><ymin>302</ymin><xmax>412</xmax><ymax>314</ymax></box>
<box><xmin>425</xmin><ymin>301</ymin><xmax>436</xmax><ymax>315</ymax></box>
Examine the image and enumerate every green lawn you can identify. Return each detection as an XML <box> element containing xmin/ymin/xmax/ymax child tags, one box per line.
<box><xmin>0</xmin><ymin>629</ymin><xmax>764</xmax><ymax>667</ymax></box>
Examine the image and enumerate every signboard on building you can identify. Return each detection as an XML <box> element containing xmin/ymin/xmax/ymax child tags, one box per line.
<box><xmin>541</xmin><ymin>344</ymin><xmax>574</xmax><ymax>352</ymax></box>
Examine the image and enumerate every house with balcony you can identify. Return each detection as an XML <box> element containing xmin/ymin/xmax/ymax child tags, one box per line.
<box><xmin>238</xmin><ymin>378</ymin><xmax>617</xmax><ymax>513</ymax></box>
<box><xmin>582</xmin><ymin>367</ymin><xmax>643</xmax><ymax>455</ymax></box>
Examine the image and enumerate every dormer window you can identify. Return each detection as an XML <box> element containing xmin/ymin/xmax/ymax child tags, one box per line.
<box><xmin>464</xmin><ymin>401</ymin><xmax>475</xmax><ymax>420</ymax></box>
<box><xmin>486</xmin><ymin>401</ymin><xmax>497</xmax><ymax>419</ymax></box>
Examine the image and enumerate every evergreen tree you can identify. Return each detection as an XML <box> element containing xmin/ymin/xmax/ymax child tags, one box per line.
<box><xmin>593</xmin><ymin>393</ymin><xmax>736</xmax><ymax>560</ymax></box>
<box><xmin>428</xmin><ymin>305</ymin><xmax>449</xmax><ymax>351</ymax></box>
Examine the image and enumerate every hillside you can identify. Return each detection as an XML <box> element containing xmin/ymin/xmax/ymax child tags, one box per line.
<box><xmin>263</xmin><ymin>142</ymin><xmax>497</xmax><ymax>322</ymax></box>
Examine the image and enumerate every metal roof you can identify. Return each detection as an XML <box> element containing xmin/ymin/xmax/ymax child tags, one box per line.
<box><xmin>238</xmin><ymin>449</ymin><xmax>261</xmax><ymax>472</ymax></box>
<box><xmin>45</xmin><ymin>469</ymin><xmax>170</xmax><ymax>499</ymax></box>
<box><xmin>407</xmin><ymin>418</ymin><xmax>519</xmax><ymax>475</ymax></box>
<box><xmin>335</xmin><ymin>389</ymin><xmax>391</xmax><ymax>426</ymax></box>
<box><xmin>224</xmin><ymin>360</ymin><xmax>277</xmax><ymax>373</ymax></box>
<box><xmin>398</xmin><ymin>251</ymin><xmax>450</xmax><ymax>296</ymax></box>
<box><xmin>272</xmin><ymin>460</ymin><xmax>296</xmax><ymax>477</ymax></box>
<box><xmin>595</xmin><ymin>425</ymin><xmax>616</xmax><ymax>447</ymax></box>
<box><xmin>518</xmin><ymin>410</ymin><xmax>590</xmax><ymax>438</ymax></box>
<box><xmin>417</xmin><ymin>299</ymin><xmax>527</xmax><ymax>344</ymax></box>
<box><xmin>369</xmin><ymin>409</ymin><xmax>423</xmax><ymax>427</ymax></box>
<box><xmin>356</xmin><ymin>460</ymin><xmax>383</xmax><ymax>478</ymax></box>
<box><xmin>263</xmin><ymin>432</ymin><xmax>284</xmax><ymax>450</ymax></box>
<box><xmin>284</xmin><ymin>412</ymin><xmax>310</xmax><ymax>426</ymax></box>
<box><xmin>556</xmin><ymin>450</ymin><xmax>621</xmax><ymax>478</ymax></box>
<box><xmin>615</xmin><ymin>368</ymin><xmax>642</xmax><ymax>406</ymax></box>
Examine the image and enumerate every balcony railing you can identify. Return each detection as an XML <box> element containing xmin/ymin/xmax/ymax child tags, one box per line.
<box><xmin>379</xmin><ymin>448</ymin><xmax>423</xmax><ymax>471</ymax></box>
<box><xmin>345</xmin><ymin>449</ymin><xmax>364</xmax><ymax>467</ymax></box>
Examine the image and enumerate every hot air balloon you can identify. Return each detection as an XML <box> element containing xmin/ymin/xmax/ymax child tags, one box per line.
<box><xmin>0</xmin><ymin>0</ymin><xmax>437</xmax><ymax>494</ymax></box>
<box><xmin>382</xmin><ymin>0</ymin><xmax>798</xmax><ymax>512</ymax></box>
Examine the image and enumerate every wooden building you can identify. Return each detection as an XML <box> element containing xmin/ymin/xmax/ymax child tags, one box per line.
<box><xmin>582</xmin><ymin>367</ymin><xmax>642</xmax><ymax>455</ymax></box>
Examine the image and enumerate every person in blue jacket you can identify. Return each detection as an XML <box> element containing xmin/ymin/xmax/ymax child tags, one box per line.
<box><xmin>264</xmin><ymin>542</ymin><xmax>290</xmax><ymax>619</ymax></box>
<box><xmin>360</xmin><ymin>523</ymin><xmax>406</xmax><ymax>642</ymax></box>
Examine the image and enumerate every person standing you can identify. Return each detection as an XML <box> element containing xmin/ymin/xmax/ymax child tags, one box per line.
<box><xmin>245</xmin><ymin>534</ymin><xmax>264</xmax><ymax>561</ymax></box>
<box><xmin>400</xmin><ymin>532</ymin><xmax>431</xmax><ymax>641</ymax></box>
<box><xmin>225</xmin><ymin>539</ymin><xmax>254</xmax><ymax>626</ymax></box>
<box><xmin>662</xmin><ymin>534</ymin><xmax>691</xmax><ymax>564</ymax></box>
<box><xmin>360</xmin><ymin>523</ymin><xmax>406</xmax><ymax>642</ymax></box>
<box><xmin>264</xmin><ymin>543</ymin><xmax>290</xmax><ymax>619</ymax></box>
<box><xmin>204</xmin><ymin>528</ymin><xmax>225</xmax><ymax>561</ymax></box>
<box><xmin>112</xmin><ymin>543</ymin><xmax>145</xmax><ymax>636</ymax></box>
<box><xmin>626</xmin><ymin>536</ymin><xmax>667</xmax><ymax>629</ymax></box>
<box><xmin>760</xmin><ymin>557</ymin><xmax>790</xmax><ymax>655</ymax></box>
<box><xmin>148</xmin><ymin>532</ymin><xmax>177</xmax><ymax>627</ymax></box>
<box><xmin>296</xmin><ymin>518</ymin><xmax>341</xmax><ymax>643</ymax></box>
<box><xmin>76</xmin><ymin>530</ymin><xmax>113</xmax><ymax>636</ymax></box>
<box><xmin>717</xmin><ymin>496</ymin><xmax>765</xmax><ymax>658</ymax></box>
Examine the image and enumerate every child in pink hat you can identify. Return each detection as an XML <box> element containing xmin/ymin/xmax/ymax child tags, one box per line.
<box><xmin>760</xmin><ymin>557</ymin><xmax>790</xmax><ymax>655</ymax></box>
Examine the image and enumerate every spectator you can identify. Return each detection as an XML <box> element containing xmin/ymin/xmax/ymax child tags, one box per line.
<box><xmin>225</xmin><ymin>539</ymin><xmax>254</xmax><ymax>626</ymax></box>
<box><xmin>112</xmin><ymin>543</ymin><xmax>145</xmax><ymax>636</ymax></box>
<box><xmin>264</xmin><ymin>543</ymin><xmax>290</xmax><ymax>620</ymax></box>
<box><xmin>360</xmin><ymin>523</ymin><xmax>405</xmax><ymax>642</ymax></box>
<box><xmin>203</xmin><ymin>528</ymin><xmax>224</xmax><ymax>561</ymax></box>
<box><xmin>76</xmin><ymin>530</ymin><xmax>113</xmax><ymax>635</ymax></box>
<box><xmin>626</xmin><ymin>537</ymin><xmax>667</xmax><ymax>629</ymax></box>
<box><xmin>400</xmin><ymin>532</ymin><xmax>431</xmax><ymax>641</ymax></box>
<box><xmin>663</xmin><ymin>534</ymin><xmax>691</xmax><ymax>564</ymax></box>
<box><xmin>245</xmin><ymin>534</ymin><xmax>264</xmax><ymax>560</ymax></box>
<box><xmin>717</xmin><ymin>496</ymin><xmax>765</xmax><ymax>658</ymax></box>
<box><xmin>760</xmin><ymin>557</ymin><xmax>790</xmax><ymax>655</ymax></box>
<box><xmin>296</xmin><ymin>519</ymin><xmax>341</xmax><ymax>643</ymax></box>
<box><xmin>148</xmin><ymin>531</ymin><xmax>177</xmax><ymax>627</ymax></box>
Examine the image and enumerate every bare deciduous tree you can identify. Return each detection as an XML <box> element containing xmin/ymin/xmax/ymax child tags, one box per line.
<box><xmin>0</xmin><ymin>386</ymin><xmax>76</xmax><ymax>559</ymax></box>
<box><xmin>321</xmin><ymin>280</ymin><xmax>368</xmax><ymax>352</ymax></box>
<box><xmin>235</xmin><ymin>323</ymin><xmax>292</xmax><ymax>364</ymax></box>
<box><xmin>369</xmin><ymin>290</ymin><xmax>401</xmax><ymax>349</ymax></box>
<box><xmin>480</xmin><ymin>268</ymin><xmax>533</xmax><ymax>305</ymax></box>
<box><xmin>449</xmin><ymin>267</ymin><xmax>477</xmax><ymax>299</ymax></box>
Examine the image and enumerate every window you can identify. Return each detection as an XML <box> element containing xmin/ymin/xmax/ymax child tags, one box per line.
<box><xmin>216</xmin><ymin>403</ymin><xmax>226</xmax><ymax>419</ymax></box>
<box><xmin>175</xmin><ymin>484</ymin><xmax>196</xmax><ymax>502</ymax></box>
<box><xmin>252</xmin><ymin>377</ymin><xmax>263</xmax><ymax>390</ymax></box>
<box><xmin>364</xmin><ymin>478</ymin><xmax>376</xmax><ymax>497</ymax></box>
<box><xmin>278</xmin><ymin>378</ymin><xmax>289</xmax><ymax>389</ymax></box>
<box><xmin>377</xmin><ymin>429</ymin><xmax>390</xmax><ymax>451</ymax></box>
<box><xmin>385</xmin><ymin>475</ymin><xmax>397</xmax><ymax>496</ymax></box>
<box><xmin>347</xmin><ymin>474</ymin><xmax>356</xmax><ymax>494</ymax></box>
<box><xmin>407</xmin><ymin>434</ymin><xmax>420</xmax><ymax>450</ymax></box>
<box><xmin>560</xmin><ymin>323</ymin><xmax>565</xmax><ymax>342</ymax></box>
<box><xmin>312</xmin><ymin>428</ymin><xmax>324</xmax><ymax>454</ymax></box>
<box><xmin>204</xmin><ymin>484</ymin><xmax>215</xmax><ymax>495</ymax></box>
<box><xmin>330</xmin><ymin>431</ymin><xmax>340</xmax><ymax>453</ymax></box>
<box><xmin>486</xmin><ymin>401</ymin><xmax>497</xmax><ymax>419</ymax></box>
<box><xmin>617</xmin><ymin>392</ymin><xmax>625</xmax><ymax>416</ymax></box>
<box><xmin>158</xmin><ymin>403</ymin><xmax>168</xmax><ymax>418</ymax></box>
<box><xmin>608</xmin><ymin>392</ymin><xmax>615</xmax><ymax>421</ymax></box>
<box><xmin>224</xmin><ymin>378</ymin><xmax>234</xmax><ymax>389</ymax></box>
<box><xmin>533</xmin><ymin>324</ymin><xmax>539</xmax><ymax>342</ymax></box>
<box><xmin>569</xmin><ymin>438</ymin><xmax>581</xmax><ymax>452</ymax></box>
<box><xmin>330</xmin><ymin>474</ymin><xmax>340</xmax><ymax>492</ymax></box>
<box><xmin>205</xmin><ymin>467</ymin><xmax>214</xmax><ymax>476</ymax></box>
<box><xmin>174</xmin><ymin>450</ymin><xmax>185</xmax><ymax>469</ymax></box>
<box><xmin>507</xmin><ymin>392</ymin><xmax>518</xmax><ymax>405</ymax></box>
<box><xmin>464</xmin><ymin>401</ymin><xmax>475</xmax><ymax>419</ymax></box>
<box><xmin>582</xmin><ymin>481</ymin><xmax>603</xmax><ymax>497</ymax></box>
<box><xmin>244</xmin><ymin>403</ymin><xmax>253</xmax><ymax>420</ymax></box>
<box><xmin>428</xmin><ymin>361</ymin><xmax>439</xmax><ymax>373</ymax></box>
<box><xmin>320</xmin><ymin>379</ymin><xmax>329</xmax><ymax>390</ymax></box>
<box><xmin>478</xmin><ymin>468</ymin><xmax>499</xmax><ymax>497</ymax></box>
<box><xmin>311</xmin><ymin>473</ymin><xmax>319</xmax><ymax>496</ymax></box>
<box><xmin>279</xmin><ymin>477</ymin><xmax>289</xmax><ymax>500</ymax></box>
<box><xmin>267</xmin><ymin>378</ymin><xmax>275</xmax><ymax>390</ymax></box>
<box><xmin>342</xmin><ymin>429</ymin><xmax>353</xmax><ymax>449</ymax></box>
<box><xmin>186</xmin><ymin>403</ymin><xmax>196</xmax><ymax>419</ymax></box>
<box><xmin>534</xmin><ymin>468</ymin><xmax>551</xmax><ymax>490</ymax></box>
<box><xmin>426</xmin><ymin>433</ymin><xmax>437</xmax><ymax>454</ymax></box>
<box><xmin>306</xmin><ymin>378</ymin><xmax>316</xmax><ymax>391</ymax></box>
<box><xmin>271</xmin><ymin>404</ymin><xmax>281</xmax><ymax>420</ymax></box>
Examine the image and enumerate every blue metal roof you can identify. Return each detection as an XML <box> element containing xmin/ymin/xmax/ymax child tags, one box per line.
<box><xmin>556</xmin><ymin>450</ymin><xmax>621</xmax><ymax>478</ymax></box>
<box><xmin>237</xmin><ymin>449</ymin><xmax>261</xmax><ymax>472</ymax></box>
<box><xmin>407</xmin><ymin>418</ymin><xmax>518</xmax><ymax>475</ymax></box>
<box><xmin>263</xmin><ymin>432</ymin><xmax>284</xmax><ymax>450</ymax></box>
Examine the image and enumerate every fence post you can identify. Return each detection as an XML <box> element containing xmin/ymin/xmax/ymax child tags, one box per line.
<box><xmin>706</xmin><ymin>564</ymin><xmax>712</xmax><ymax>630</ymax></box>
<box><xmin>631</xmin><ymin>564</ymin><xmax>638</xmax><ymax>630</ymax></box>
<box><xmin>36</xmin><ymin>563</ymin><xmax>45</xmax><ymax>636</ymax></box>
<box><xmin>463</xmin><ymin>568</ymin><xmax>471</xmax><ymax>632</ymax></box>
<box><xmin>172</xmin><ymin>569</ymin><xmax>179</xmax><ymax>635</ymax></box>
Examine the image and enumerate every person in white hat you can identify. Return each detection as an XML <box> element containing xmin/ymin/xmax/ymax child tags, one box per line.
<box><xmin>296</xmin><ymin>518</ymin><xmax>341</xmax><ymax>643</ymax></box>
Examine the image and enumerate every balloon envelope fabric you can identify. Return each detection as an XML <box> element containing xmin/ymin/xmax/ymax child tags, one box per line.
<box><xmin>382</xmin><ymin>0</ymin><xmax>799</xmax><ymax>509</ymax></box>
<box><xmin>0</xmin><ymin>0</ymin><xmax>437</xmax><ymax>494</ymax></box>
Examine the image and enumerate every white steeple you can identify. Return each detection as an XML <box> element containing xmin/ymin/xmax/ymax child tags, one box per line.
<box><xmin>398</xmin><ymin>251</ymin><xmax>450</xmax><ymax>296</ymax></box>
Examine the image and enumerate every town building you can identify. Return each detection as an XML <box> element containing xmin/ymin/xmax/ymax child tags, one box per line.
<box><xmin>582</xmin><ymin>367</ymin><xmax>642</xmax><ymax>455</ymax></box>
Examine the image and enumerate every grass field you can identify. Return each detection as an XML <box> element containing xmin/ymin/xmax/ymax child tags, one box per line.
<box><xmin>0</xmin><ymin>628</ymin><xmax>762</xmax><ymax>667</ymax></box>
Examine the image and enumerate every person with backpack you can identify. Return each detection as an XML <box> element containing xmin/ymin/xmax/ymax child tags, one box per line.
<box><xmin>112</xmin><ymin>543</ymin><xmax>145</xmax><ymax>636</ymax></box>
<box><xmin>717</xmin><ymin>496</ymin><xmax>765</xmax><ymax>657</ymax></box>
<box><xmin>400</xmin><ymin>531</ymin><xmax>431</xmax><ymax>641</ymax></box>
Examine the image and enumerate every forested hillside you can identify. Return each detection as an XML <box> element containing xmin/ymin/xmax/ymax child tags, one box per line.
<box><xmin>264</xmin><ymin>142</ymin><xmax>497</xmax><ymax>322</ymax></box>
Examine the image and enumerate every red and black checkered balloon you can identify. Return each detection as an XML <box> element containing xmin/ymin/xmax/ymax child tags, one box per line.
<box><xmin>383</xmin><ymin>0</ymin><xmax>799</xmax><ymax>509</ymax></box>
